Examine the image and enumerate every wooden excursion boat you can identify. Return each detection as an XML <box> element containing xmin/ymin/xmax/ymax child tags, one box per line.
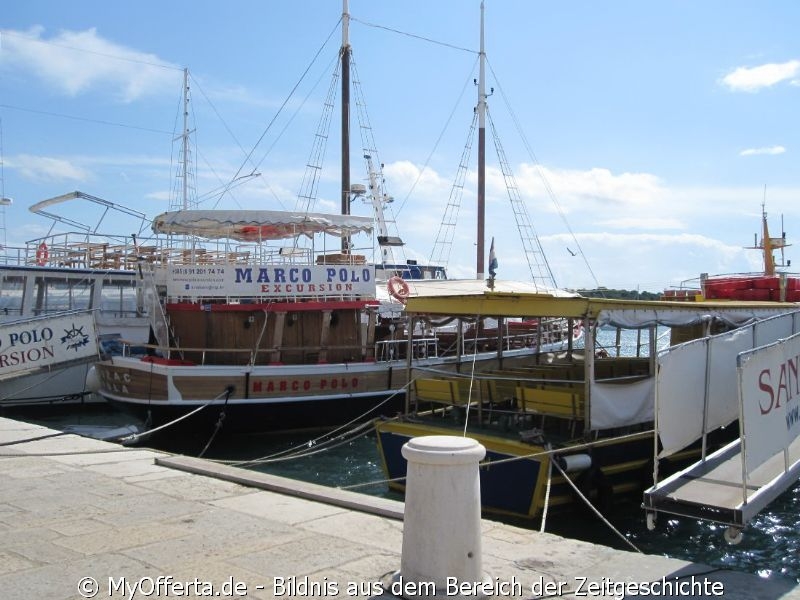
<box><xmin>374</xmin><ymin>290</ymin><xmax>800</xmax><ymax>521</ymax></box>
<box><xmin>89</xmin><ymin>209</ymin><xmax>579</xmax><ymax>435</ymax></box>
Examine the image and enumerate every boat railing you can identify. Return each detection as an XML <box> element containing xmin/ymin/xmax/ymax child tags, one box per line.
<box><xmin>461</xmin><ymin>331</ymin><xmax>549</xmax><ymax>354</ymax></box>
<box><xmin>15</xmin><ymin>230</ymin><xmax>381</xmax><ymax>272</ymax></box>
<box><xmin>1</xmin><ymin>245</ymin><xmax>29</xmax><ymax>266</ymax></box>
<box><xmin>22</xmin><ymin>232</ymin><xmax>141</xmax><ymax>270</ymax></box>
<box><xmin>0</xmin><ymin>305</ymin><xmax>23</xmax><ymax>318</ymax></box>
<box><xmin>375</xmin><ymin>337</ymin><xmax>439</xmax><ymax>362</ymax></box>
<box><xmin>458</xmin><ymin>318</ymin><xmax>574</xmax><ymax>355</ymax></box>
<box><xmin>117</xmin><ymin>339</ymin><xmax>402</xmax><ymax>366</ymax></box>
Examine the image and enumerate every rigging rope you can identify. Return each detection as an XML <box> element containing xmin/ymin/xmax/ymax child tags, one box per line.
<box><xmin>350</xmin><ymin>17</ymin><xmax>477</xmax><ymax>55</ymax></box>
<box><xmin>213</xmin><ymin>17</ymin><xmax>342</xmax><ymax>209</ymax></box>
<box><xmin>462</xmin><ymin>316</ymin><xmax>483</xmax><ymax>436</ymax></box>
<box><xmin>485</xmin><ymin>57</ymin><xmax>603</xmax><ymax>290</ymax></box>
<box><xmin>396</xmin><ymin>56</ymin><xmax>479</xmax><ymax>220</ymax></box>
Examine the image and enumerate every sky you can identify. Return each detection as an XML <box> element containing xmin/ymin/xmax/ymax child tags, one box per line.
<box><xmin>2</xmin><ymin>1</ymin><xmax>800</xmax><ymax>292</ymax></box>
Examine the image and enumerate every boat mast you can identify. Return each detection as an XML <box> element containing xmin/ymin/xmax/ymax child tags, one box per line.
<box><xmin>341</xmin><ymin>0</ymin><xmax>352</xmax><ymax>253</ymax></box>
<box><xmin>169</xmin><ymin>67</ymin><xmax>194</xmax><ymax>215</ymax></box>
<box><xmin>748</xmin><ymin>191</ymin><xmax>791</xmax><ymax>277</ymax></box>
<box><xmin>181</xmin><ymin>67</ymin><xmax>190</xmax><ymax>211</ymax></box>
<box><xmin>762</xmin><ymin>203</ymin><xmax>775</xmax><ymax>276</ymax></box>
<box><xmin>476</xmin><ymin>1</ymin><xmax>487</xmax><ymax>279</ymax></box>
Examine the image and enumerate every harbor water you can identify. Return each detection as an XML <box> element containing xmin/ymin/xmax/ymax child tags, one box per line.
<box><xmin>5</xmin><ymin>326</ymin><xmax>799</xmax><ymax>582</ymax></box>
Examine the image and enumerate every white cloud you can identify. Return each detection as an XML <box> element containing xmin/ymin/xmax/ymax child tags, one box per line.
<box><xmin>595</xmin><ymin>217</ymin><xmax>685</xmax><ymax>230</ymax></box>
<box><xmin>0</xmin><ymin>27</ymin><xmax>179</xmax><ymax>102</ymax></box>
<box><xmin>513</xmin><ymin>164</ymin><xmax>667</xmax><ymax>212</ymax></box>
<box><xmin>376</xmin><ymin>155</ymin><xmax>800</xmax><ymax>291</ymax></box>
<box><xmin>740</xmin><ymin>146</ymin><xmax>786</xmax><ymax>156</ymax></box>
<box><xmin>9</xmin><ymin>154</ymin><xmax>90</xmax><ymax>183</ymax></box>
<box><xmin>721</xmin><ymin>60</ymin><xmax>800</xmax><ymax>92</ymax></box>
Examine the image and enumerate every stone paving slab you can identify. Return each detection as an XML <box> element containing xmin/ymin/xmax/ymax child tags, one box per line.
<box><xmin>0</xmin><ymin>416</ymin><xmax>798</xmax><ymax>600</ymax></box>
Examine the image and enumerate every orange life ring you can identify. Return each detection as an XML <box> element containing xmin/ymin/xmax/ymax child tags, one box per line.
<box><xmin>35</xmin><ymin>242</ymin><xmax>49</xmax><ymax>266</ymax></box>
<box><xmin>387</xmin><ymin>276</ymin><xmax>410</xmax><ymax>303</ymax></box>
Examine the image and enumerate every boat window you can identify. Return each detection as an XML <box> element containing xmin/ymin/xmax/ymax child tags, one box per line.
<box><xmin>100</xmin><ymin>278</ymin><xmax>138</xmax><ymax>316</ymax></box>
<box><xmin>33</xmin><ymin>276</ymin><xmax>93</xmax><ymax>314</ymax></box>
<box><xmin>0</xmin><ymin>274</ymin><xmax>26</xmax><ymax>317</ymax></box>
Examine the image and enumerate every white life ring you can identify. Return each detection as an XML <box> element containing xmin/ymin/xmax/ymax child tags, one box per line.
<box><xmin>35</xmin><ymin>242</ymin><xmax>49</xmax><ymax>266</ymax></box>
<box><xmin>387</xmin><ymin>276</ymin><xmax>410</xmax><ymax>303</ymax></box>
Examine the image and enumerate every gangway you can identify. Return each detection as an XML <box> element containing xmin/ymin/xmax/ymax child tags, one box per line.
<box><xmin>643</xmin><ymin>311</ymin><xmax>800</xmax><ymax>543</ymax></box>
<box><xmin>643</xmin><ymin>435</ymin><xmax>800</xmax><ymax>544</ymax></box>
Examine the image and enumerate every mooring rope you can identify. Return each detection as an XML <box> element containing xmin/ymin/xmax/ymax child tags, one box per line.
<box><xmin>217</xmin><ymin>380</ymin><xmax>413</xmax><ymax>467</ymax></box>
<box><xmin>550</xmin><ymin>457</ymin><xmax>642</xmax><ymax>554</ymax></box>
<box><xmin>539</xmin><ymin>448</ymin><xmax>553</xmax><ymax>533</ymax></box>
<box><xmin>197</xmin><ymin>386</ymin><xmax>234</xmax><ymax>458</ymax></box>
<box><xmin>118</xmin><ymin>386</ymin><xmax>235</xmax><ymax>445</ymax></box>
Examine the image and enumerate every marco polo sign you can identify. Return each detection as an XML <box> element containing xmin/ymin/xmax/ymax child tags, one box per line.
<box><xmin>167</xmin><ymin>264</ymin><xmax>376</xmax><ymax>299</ymax></box>
<box><xmin>0</xmin><ymin>311</ymin><xmax>98</xmax><ymax>377</ymax></box>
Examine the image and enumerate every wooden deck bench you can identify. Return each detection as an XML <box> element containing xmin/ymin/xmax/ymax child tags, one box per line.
<box><xmin>413</xmin><ymin>378</ymin><xmax>476</xmax><ymax>407</ymax></box>
<box><xmin>515</xmin><ymin>385</ymin><xmax>585</xmax><ymax>421</ymax></box>
<box><xmin>412</xmin><ymin>377</ymin><xmax>487</xmax><ymax>421</ymax></box>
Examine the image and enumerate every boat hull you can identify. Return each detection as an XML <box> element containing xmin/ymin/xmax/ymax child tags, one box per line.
<box><xmin>107</xmin><ymin>389</ymin><xmax>404</xmax><ymax>437</ymax></box>
<box><xmin>92</xmin><ymin>344</ymin><xmax>565</xmax><ymax>435</ymax></box>
<box><xmin>96</xmin><ymin>356</ymin><xmax>417</xmax><ymax>435</ymax></box>
<box><xmin>0</xmin><ymin>359</ymin><xmax>100</xmax><ymax>409</ymax></box>
<box><xmin>374</xmin><ymin>419</ymin><xmax>721</xmax><ymax>520</ymax></box>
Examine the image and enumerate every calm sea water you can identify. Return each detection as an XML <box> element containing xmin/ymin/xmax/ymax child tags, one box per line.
<box><xmin>6</xmin><ymin>326</ymin><xmax>799</xmax><ymax>583</ymax></box>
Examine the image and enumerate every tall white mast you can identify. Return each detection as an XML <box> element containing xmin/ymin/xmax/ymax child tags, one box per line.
<box><xmin>0</xmin><ymin>118</ymin><xmax>11</xmax><ymax>258</ymax></box>
<box><xmin>181</xmin><ymin>67</ymin><xmax>190</xmax><ymax>210</ymax></box>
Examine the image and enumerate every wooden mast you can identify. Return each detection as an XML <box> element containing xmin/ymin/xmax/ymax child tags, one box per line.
<box><xmin>341</xmin><ymin>0</ymin><xmax>352</xmax><ymax>253</ymax></box>
<box><xmin>476</xmin><ymin>1</ymin><xmax>487</xmax><ymax>280</ymax></box>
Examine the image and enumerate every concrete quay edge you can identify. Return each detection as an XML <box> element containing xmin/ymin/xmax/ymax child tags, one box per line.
<box><xmin>0</xmin><ymin>416</ymin><xmax>797</xmax><ymax>600</ymax></box>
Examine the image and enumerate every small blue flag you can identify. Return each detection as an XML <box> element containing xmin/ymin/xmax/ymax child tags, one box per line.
<box><xmin>488</xmin><ymin>237</ymin><xmax>498</xmax><ymax>278</ymax></box>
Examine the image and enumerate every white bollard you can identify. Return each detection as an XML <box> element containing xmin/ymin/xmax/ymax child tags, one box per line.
<box><xmin>393</xmin><ymin>435</ymin><xmax>490</xmax><ymax>599</ymax></box>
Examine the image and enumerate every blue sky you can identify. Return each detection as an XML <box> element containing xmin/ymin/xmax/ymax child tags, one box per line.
<box><xmin>2</xmin><ymin>1</ymin><xmax>799</xmax><ymax>291</ymax></box>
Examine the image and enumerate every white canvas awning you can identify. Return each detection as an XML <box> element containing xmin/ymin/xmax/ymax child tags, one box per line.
<box><xmin>152</xmin><ymin>210</ymin><xmax>374</xmax><ymax>242</ymax></box>
<box><xmin>594</xmin><ymin>306</ymin><xmax>792</xmax><ymax>329</ymax></box>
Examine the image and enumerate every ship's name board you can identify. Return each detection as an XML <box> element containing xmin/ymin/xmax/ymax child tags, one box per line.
<box><xmin>168</xmin><ymin>265</ymin><xmax>376</xmax><ymax>298</ymax></box>
<box><xmin>0</xmin><ymin>312</ymin><xmax>97</xmax><ymax>375</ymax></box>
<box><xmin>739</xmin><ymin>331</ymin><xmax>800</xmax><ymax>475</ymax></box>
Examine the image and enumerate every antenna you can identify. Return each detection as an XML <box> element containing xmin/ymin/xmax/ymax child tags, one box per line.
<box><xmin>0</xmin><ymin>117</ymin><xmax>11</xmax><ymax>260</ymax></box>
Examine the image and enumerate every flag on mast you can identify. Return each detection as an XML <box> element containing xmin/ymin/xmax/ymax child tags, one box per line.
<box><xmin>488</xmin><ymin>237</ymin><xmax>498</xmax><ymax>278</ymax></box>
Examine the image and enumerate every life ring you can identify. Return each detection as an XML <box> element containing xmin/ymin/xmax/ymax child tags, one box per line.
<box><xmin>387</xmin><ymin>276</ymin><xmax>410</xmax><ymax>303</ymax></box>
<box><xmin>35</xmin><ymin>242</ymin><xmax>49</xmax><ymax>266</ymax></box>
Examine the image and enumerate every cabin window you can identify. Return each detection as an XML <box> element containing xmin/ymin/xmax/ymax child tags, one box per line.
<box><xmin>33</xmin><ymin>277</ymin><xmax>93</xmax><ymax>314</ymax></box>
<box><xmin>0</xmin><ymin>274</ymin><xmax>25</xmax><ymax>317</ymax></box>
<box><xmin>100</xmin><ymin>279</ymin><xmax>138</xmax><ymax>316</ymax></box>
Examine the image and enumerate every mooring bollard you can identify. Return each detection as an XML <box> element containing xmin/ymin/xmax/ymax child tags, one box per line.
<box><xmin>391</xmin><ymin>435</ymin><xmax>490</xmax><ymax>599</ymax></box>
